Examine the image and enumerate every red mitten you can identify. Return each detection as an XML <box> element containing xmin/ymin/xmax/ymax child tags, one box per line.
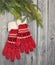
<box><xmin>2</xmin><ymin>29</ymin><xmax>21</xmax><ymax>61</ymax></box>
<box><xmin>16</xmin><ymin>24</ymin><xmax>36</xmax><ymax>54</ymax></box>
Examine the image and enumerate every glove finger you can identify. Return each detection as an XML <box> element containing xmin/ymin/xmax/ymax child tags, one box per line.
<box><xmin>16</xmin><ymin>48</ymin><xmax>21</xmax><ymax>59</ymax></box>
<box><xmin>28</xmin><ymin>42</ymin><xmax>34</xmax><ymax>51</ymax></box>
<box><xmin>27</xmin><ymin>37</ymin><xmax>34</xmax><ymax>52</ymax></box>
<box><xmin>29</xmin><ymin>37</ymin><xmax>36</xmax><ymax>48</ymax></box>
<box><xmin>6</xmin><ymin>47</ymin><xmax>11</xmax><ymax>59</ymax></box>
<box><xmin>11</xmin><ymin>48</ymin><xmax>16</xmax><ymax>62</ymax></box>
<box><xmin>24</xmin><ymin>38</ymin><xmax>30</xmax><ymax>54</ymax></box>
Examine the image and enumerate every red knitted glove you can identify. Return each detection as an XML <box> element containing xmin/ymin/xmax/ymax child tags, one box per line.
<box><xmin>16</xmin><ymin>24</ymin><xmax>36</xmax><ymax>54</ymax></box>
<box><xmin>2</xmin><ymin>29</ymin><xmax>21</xmax><ymax>61</ymax></box>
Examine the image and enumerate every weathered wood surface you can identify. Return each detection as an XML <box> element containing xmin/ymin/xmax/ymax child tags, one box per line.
<box><xmin>0</xmin><ymin>0</ymin><xmax>55</xmax><ymax>65</ymax></box>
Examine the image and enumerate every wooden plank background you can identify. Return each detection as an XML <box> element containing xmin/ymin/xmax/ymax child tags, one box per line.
<box><xmin>0</xmin><ymin>0</ymin><xmax>55</xmax><ymax>65</ymax></box>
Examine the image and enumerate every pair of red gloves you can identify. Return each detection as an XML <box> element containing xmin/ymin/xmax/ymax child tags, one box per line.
<box><xmin>2</xmin><ymin>24</ymin><xmax>36</xmax><ymax>62</ymax></box>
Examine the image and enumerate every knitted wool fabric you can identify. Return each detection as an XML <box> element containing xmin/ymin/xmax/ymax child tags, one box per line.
<box><xmin>2</xmin><ymin>29</ymin><xmax>21</xmax><ymax>61</ymax></box>
<box><xmin>16</xmin><ymin>24</ymin><xmax>36</xmax><ymax>54</ymax></box>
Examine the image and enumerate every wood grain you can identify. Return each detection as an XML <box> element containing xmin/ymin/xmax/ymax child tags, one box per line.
<box><xmin>0</xmin><ymin>0</ymin><xmax>55</xmax><ymax>65</ymax></box>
